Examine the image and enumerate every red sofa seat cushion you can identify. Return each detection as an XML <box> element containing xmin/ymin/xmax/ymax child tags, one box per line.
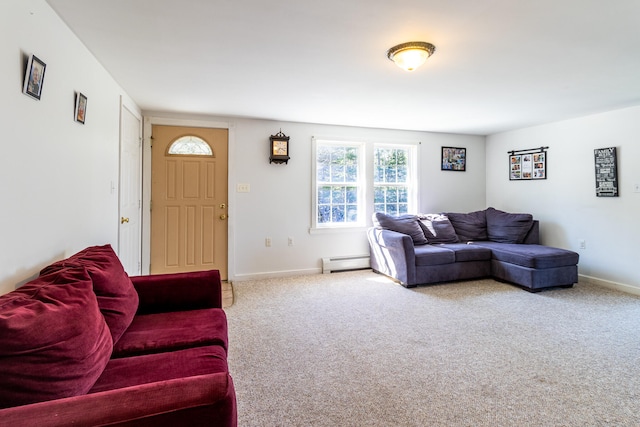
<box><xmin>90</xmin><ymin>345</ymin><xmax>229</xmax><ymax>393</ymax></box>
<box><xmin>112</xmin><ymin>308</ymin><xmax>229</xmax><ymax>358</ymax></box>
<box><xmin>40</xmin><ymin>244</ymin><xmax>139</xmax><ymax>344</ymax></box>
<box><xmin>0</xmin><ymin>268</ymin><xmax>113</xmax><ymax>408</ymax></box>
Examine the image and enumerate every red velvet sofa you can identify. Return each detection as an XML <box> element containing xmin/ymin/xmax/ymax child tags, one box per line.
<box><xmin>0</xmin><ymin>245</ymin><xmax>237</xmax><ymax>426</ymax></box>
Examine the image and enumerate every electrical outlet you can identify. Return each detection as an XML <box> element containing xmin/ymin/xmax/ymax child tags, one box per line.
<box><xmin>288</xmin><ymin>237</ymin><xmax>294</xmax><ymax>246</ymax></box>
<box><xmin>237</xmin><ymin>183</ymin><xmax>251</xmax><ymax>193</ymax></box>
<box><xmin>579</xmin><ymin>239</ymin><xmax>586</xmax><ymax>250</ymax></box>
<box><xmin>265</xmin><ymin>237</ymin><xmax>271</xmax><ymax>247</ymax></box>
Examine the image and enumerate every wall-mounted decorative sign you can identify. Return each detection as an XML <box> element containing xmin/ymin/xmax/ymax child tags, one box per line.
<box><xmin>22</xmin><ymin>54</ymin><xmax>46</xmax><ymax>100</ymax></box>
<box><xmin>269</xmin><ymin>130</ymin><xmax>290</xmax><ymax>164</ymax></box>
<box><xmin>74</xmin><ymin>92</ymin><xmax>87</xmax><ymax>124</ymax></box>
<box><xmin>594</xmin><ymin>147</ymin><xmax>618</xmax><ymax>197</ymax></box>
<box><xmin>441</xmin><ymin>146</ymin><xmax>466</xmax><ymax>171</ymax></box>
<box><xmin>509</xmin><ymin>147</ymin><xmax>548</xmax><ymax>180</ymax></box>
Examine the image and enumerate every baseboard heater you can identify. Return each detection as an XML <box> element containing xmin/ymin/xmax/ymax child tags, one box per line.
<box><xmin>322</xmin><ymin>254</ymin><xmax>370</xmax><ymax>274</ymax></box>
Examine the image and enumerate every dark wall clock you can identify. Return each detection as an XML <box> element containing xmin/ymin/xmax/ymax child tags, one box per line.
<box><xmin>269</xmin><ymin>130</ymin><xmax>290</xmax><ymax>164</ymax></box>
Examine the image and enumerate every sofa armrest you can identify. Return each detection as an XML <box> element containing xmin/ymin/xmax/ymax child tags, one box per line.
<box><xmin>0</xmin><ymin>373</ymin><xmax>237</xmax><ymax>427</ymax></box>
<box><xmin>131</xmin><ymin>269</ymin><xmax>222</xmax><ymax>314</ymax></box>
<box><xmin>367</xmin><ymin>228</ymin><xmax>416</xmax><ymax>285</ymax></box>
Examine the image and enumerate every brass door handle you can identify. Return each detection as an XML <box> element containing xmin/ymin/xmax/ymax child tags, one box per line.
<box><xmin>219</xmin><ymin>214</ymin><xmax>227</xmax><ymax>220</ymax></box>
<box><xmin>121</xmin><ymin>217</ymin><xmax>130</xmax><ymax>224</ymax></box>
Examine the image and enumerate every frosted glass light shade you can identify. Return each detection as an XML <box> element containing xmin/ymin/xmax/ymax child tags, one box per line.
<box><xmin>387</xmin><ymin>42</ymin><xmax>436</xmax><ymax>72</ymax></box>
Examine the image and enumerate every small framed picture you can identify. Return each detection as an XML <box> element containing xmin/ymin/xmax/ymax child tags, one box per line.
<box><xmin>22</xmin><ymin>54</ymin><xmax>46</xmax><ymax>100</ymax></box>
<box><xmin>75</xmin><ymin>92</ymin><xmax>88</xmax><ymax>124</ymax></box>
<box><xmin>441</xmin><ymin>146</ymin><xmax>466</xmax><ymax>171</ymax></box>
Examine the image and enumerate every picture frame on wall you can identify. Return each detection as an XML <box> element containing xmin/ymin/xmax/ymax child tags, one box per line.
<box><xmin>22</xmin><ymin>54</ymin><xmax>46</xmax><ymax>100</ymax></box>
<box><xmin>594</xmin><ymin>147</ymin><xmax>618</xmax><ymax>197</ymax></box>
<box><xmin>441</xmin><ymin>146</ymin><xmax>466</xmax><ymax>171</ymax></box>
<box><xmin>74</xmin><ymin>92</ymin><xmax>87</xmax><ymax>124</ymax></box>
<box><xmin>509</xmin><ymin>150</ymin><xmax>546</xmax><ymax>180</ymax></box>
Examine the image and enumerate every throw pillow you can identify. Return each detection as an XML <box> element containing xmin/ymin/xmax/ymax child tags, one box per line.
<box><xmin>40</xmin><ymin>244</ymin><xmax>139</xmax><ymax>344</ymax></box>
<box><xmin>0</xmin><ymin>268</ymin><xmax>113</xmax><ymax>408</ymax></box>
<box><xmin>485</xmin><ymin>207</ymin><xmax>534</xmax><ymax>243</ymax></box>
<box><xmin>372</xmin><ymin>212</ymin><xmax>428</xmax><ymax>245</ymax></box>
<box><xmin>417</xmin><ymin>214</ymin><xmax>459</xmax><ymax>244</ymax></box>
<box><xmin>445</xmin><ymin>210</ymin><xmax>488</xmax><ymax>242</ymax></box>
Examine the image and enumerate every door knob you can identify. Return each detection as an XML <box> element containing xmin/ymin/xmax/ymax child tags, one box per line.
<box><xmin>121</xmin><ymin>217</ymin><xmax>130</xmax><ymax>224</ymax></box>
<box><xmin>220</xmin><ymin>203</ymin><xmax>226</xmax><ymax>209</ymax></box>
<box><xmin>219</xmin><ymin>214</ymin><xmax>227</xmax><ymax>220</ymax></box>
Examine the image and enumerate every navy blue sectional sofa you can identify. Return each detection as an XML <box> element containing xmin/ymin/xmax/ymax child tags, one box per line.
<box><xmin>367</xmin><ymin>208</ymin><xmax>579</xmax><ymax>292</ymax></box>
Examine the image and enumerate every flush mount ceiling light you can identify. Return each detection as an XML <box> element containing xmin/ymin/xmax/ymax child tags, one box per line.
<box><xmin>387</xmin><ymin>41</ymin><xmax>436</xmax><ymax>72</ymax></box>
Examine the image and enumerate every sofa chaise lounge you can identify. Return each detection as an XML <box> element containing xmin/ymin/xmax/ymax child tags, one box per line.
<box><xmin>368</xmin><ymin>208</ymin><xmax>579</xmax><ymax>292</ymax></box>
<box><xmin>0</xmin><ymin>244</ymin><xmax>237</xmax><ymax>426</ymax></box>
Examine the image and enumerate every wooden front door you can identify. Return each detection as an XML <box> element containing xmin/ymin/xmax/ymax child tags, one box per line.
<box><xmin>150</xmin><ymin>125</ymin><xmax>228</xmax><ymax>279</ymax></box>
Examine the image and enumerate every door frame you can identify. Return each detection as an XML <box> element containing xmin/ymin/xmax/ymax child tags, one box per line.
<box><xmin>142</xmin><ymin>116</ymin><xmax>236</xmax><ymax>280</ymax></box>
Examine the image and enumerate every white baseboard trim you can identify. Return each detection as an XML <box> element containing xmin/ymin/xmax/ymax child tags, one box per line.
<box><xmin>579</xmin><ymin>274</ymin><xmax>640</xmax><ymax>296</ymax></box>
<box><xmin>231</xmin><ymin>268</ymin><xmax>321</xmax><ymax>283</ymax></box>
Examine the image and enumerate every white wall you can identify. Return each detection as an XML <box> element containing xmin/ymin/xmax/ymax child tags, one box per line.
<box><xmin>0</xmin><ymin>1</ymin><xmax>139</xmax><ymax>295</ymax></box>
<box><xmin>486</xmin><ymin>106</ymin><xmax>640</xmax><ymax>293</ymax></box>
<box><xmin>144</xmin><ymin>113</ymin><xmax>486</xmax><ymax>280</ymax></box>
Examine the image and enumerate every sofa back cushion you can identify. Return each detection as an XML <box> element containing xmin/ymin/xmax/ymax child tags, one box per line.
<box><xmin>40</xmin><ymin>244</ymin><xmax>139</xmax><ymax>344</ymax></box>
<box><xmin>445</xmin><ymin>210</ymin><xmax>488</xmax><ymax>242</ymax></box>
<box><xmin>417</xmin><ymin>214</ymin><xmax>459</xmax><ymax>244</ymax></box>
<box><xmin>373</xmin><ymin>213</ymin><xmax>428</xmax><ymax>245</ymax></box>
<box><xmin>0</xmin><ymin>268</ymin><xmax>113</xmax><ymax>408</ymax></box>
<box><xmin>485</xmin><ymin>207</ymin><xmax>534</xmax><ymax>243</ymax></box>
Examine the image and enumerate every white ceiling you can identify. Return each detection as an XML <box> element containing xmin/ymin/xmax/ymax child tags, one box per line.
<box><xmin>47</xmin><ymin>0</ymin><xmax>640</xmax><ymax>135</ymax></box>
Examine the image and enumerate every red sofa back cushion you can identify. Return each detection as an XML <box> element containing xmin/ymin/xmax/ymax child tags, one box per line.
<box><xmin>0</xmin><ymin>268</ymin><xmax>113</xmax><ymax>408</ymax></box>
<box><xmin>41</xmin><ymin>244</ymin><xmax>139</xmax><ymax>344</ymax></box>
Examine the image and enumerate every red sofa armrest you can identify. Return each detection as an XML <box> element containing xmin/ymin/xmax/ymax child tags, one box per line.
<box><xmin>0</xmin><ymin>373</ymin><xmax>237</xmax><ymax>427</ymax></box>
<box><xmin>130</xmin><ymin>269</ymin><xmax>222</xmax><ymax>314</ymax></box>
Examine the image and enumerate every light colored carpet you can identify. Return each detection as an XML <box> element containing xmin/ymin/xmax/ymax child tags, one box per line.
<box><xmin>226</xmin><ymin>271</ymin><xmax>640</xmax><ymax>426</ymax></box>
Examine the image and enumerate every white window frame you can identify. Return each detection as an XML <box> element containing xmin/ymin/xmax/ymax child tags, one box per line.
<box><xmin>373</xmin><ymin>143</ymin><xmax>419</xmax><ymax>216</ymax></box>
<box><xmin>310</xmin><ymin>137</ymin><xmax>419</xmax><ymax>234</ymax></box>
<box><xmin>311</xmin><ymin>138</ymin><xmax>367</xmax><ymax>232</ymax></box>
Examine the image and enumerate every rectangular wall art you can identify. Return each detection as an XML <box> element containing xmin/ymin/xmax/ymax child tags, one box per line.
<box><xmin>594</xmin><ymin>147</ymin><xmax>618</xmax><ymax>197</ymax></box>
<box><xmin>22</xmin><ymin>54</ymin><xmax>46</xmax><ymax>100</ymax></box>
<box><xmin>75</xmin><ymin>92</ymin><xmax>87</xmax><ymax>124</ymax></box>
<box><xmin>509</xmin><ymin>147</ymin><xmax>547</xmax><ymax>180</ymax></box>
<box><xmin>441</xmin><ymin>146</ymin><xmax>466</xmax><ymax>171</ymax></box>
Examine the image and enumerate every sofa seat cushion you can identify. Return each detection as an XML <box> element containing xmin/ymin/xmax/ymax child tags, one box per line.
<box><xmin>472</xmin><ymin>242</ymin><xmax>579</xmax><ymax>269</ymax></box>
<box><xmin>113</xmin><ymin>308</ymin><xmax>228</xmax><ymax>358</ymax></box>
<box><xmin>441</xmin><ymin>243</ymin><xmax>493</xmax><ymax>262</ymax></box>
<box><xmin>89</xmin><ymin>345</ymin><xmax>228</xmax><ymax>394</ymax></box>
<box><xmin>0</xmin><ymin>268</ymin><xmax>113</xmax><ymax>408</ymax></box>
<box><xmin>414</xmin><ymin>245</ymin><xmax>455</xmax><ymax>266</ymax></box>
<box><xmin>40</xmin><ymin>244</ymin><xmax>139</xmax><ymax>344</ymax></box>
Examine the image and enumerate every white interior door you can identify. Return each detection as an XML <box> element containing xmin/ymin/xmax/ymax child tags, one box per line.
<box><xmin>118</xmin><ymin>101</ymin><xmax>142</xmax><ymax>275</ymax></box>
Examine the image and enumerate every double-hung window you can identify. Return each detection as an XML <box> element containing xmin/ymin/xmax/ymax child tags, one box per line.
<box><xmin>312</xmin><ymin>138</ymin><xmax>418</xmax><ymax>231</ymax></box>
<box><xmin>374</xmin><ymin>146</ymin><xmax>412</xmax><ymax>216</ymax></box>
<box><xmin>315</xmin><ymin>140</ymin><xmax>366</xmax><ymax>228</ymax></box>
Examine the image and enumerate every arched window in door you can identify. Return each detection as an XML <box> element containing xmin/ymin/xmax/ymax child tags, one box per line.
<box><xmin>167</xmin><ymin>135</ymin><xmax>214</xmax><ymax>156</ymax></box>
